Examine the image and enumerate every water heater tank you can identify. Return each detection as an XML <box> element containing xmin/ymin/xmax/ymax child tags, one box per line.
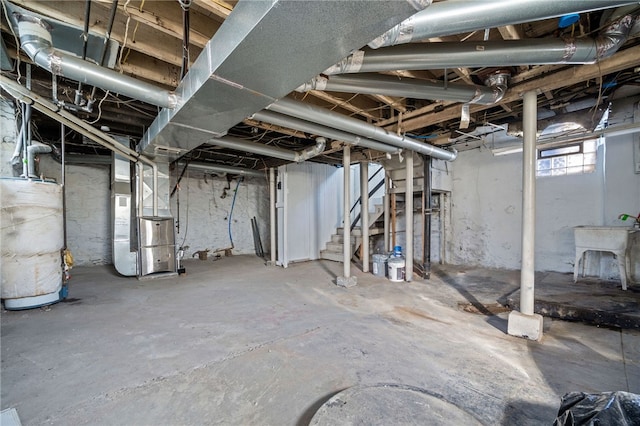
<box><xmin>1</xmin><ymin>178</ymin><xmax>64</xmax><ymax>309</ymax></box>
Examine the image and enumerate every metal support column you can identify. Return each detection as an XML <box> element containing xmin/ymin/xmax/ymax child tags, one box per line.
<box><xmin>405</xmin><ymin>151</ymin><xmax>414</xmax><ymax>282</ymax></box>
<box><xmin>337</xmin><ymin>145</ymin><xmax>357</xmax><ymax>287</ymax></box>
<box><xmin>360</xmin><ymin>161</ymin><xmax>369</xmax><ymax>272</ymax></box>
<box><xmin>383</xmin><ymin>172</ymin><xmax>390</xmax><ymax>252</ymax></box>
<box><xmin>507</xmin><ymin>90</ymin><xmax>543</xmax><ymax>340</ymax></box>
<box><xmin>268</xmin><ymin>167</ymin><xmax>276</xmax><ymax>266</ymax></box>
<box><xmin>422</xmin><ymin>155</ymin><xmax>432</xmax><ymax>279</ymax></box>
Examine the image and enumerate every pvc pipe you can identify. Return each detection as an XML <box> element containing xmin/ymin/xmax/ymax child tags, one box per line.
<box><xmin>27</xmin><ymin>143</ymin><xmax>52</xmax><ymax>177</ymax></box>
<box><xmin>269</xmin><ymin>167</ymin><xmax>276</xmax><ymax>264</ymax></box>
<box><xmin>268</xmin><ymin>98</ymin><xmax>456</xmax><ymax>161</ymax></box>
<box><xmin>137</xmin><ymin>162</ymin><xmax>145</xmax><ymax>218</ymax></box>
<box><xmin>343</xmin><ymin>145</ymin><xmax>351</xmax><ymax>279</ymax></box>
<box><xmin>368</xmin><ymin>0</ymin><xmax>637</xmax><ymax>48</ymax></box>
<box><xmin>22</xmin><ymin>103</ymin><xmax>31</xmax><ymax>177</ymax></box>
<box><xmin>383</xmin><ymin>173</ymin><xmax>390</xmax><ymax>252</ymax></box>
<box><xmin>405</xmin><ymin>151</ymin><xmax>414</xmax><ymax>282</ymax></box>
<box><xmin>360</xmin><ymin>161</ymin><xmax>369</xmax><ymax>273</ymax></box>
<box><xmin>251</xmin><ymin>110</ymin><xmax>400</xmax><ymax>154</ymax></box>
<box><xmin>520</xmin><ymin>91</ymin><xmax>537</xmax><ymax>316</ymax></box>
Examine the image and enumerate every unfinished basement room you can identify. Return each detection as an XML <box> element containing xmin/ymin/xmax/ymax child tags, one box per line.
<box><xmin>1</xmin><ymin>0</ymin><xmax>640</xmax><ymax>424</ymax></box>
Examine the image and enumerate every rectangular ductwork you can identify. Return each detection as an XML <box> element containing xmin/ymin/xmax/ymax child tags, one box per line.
<box><xmin>138</xmin><ymin>0</ymin><xmax>428</xmax><ymax>161</ymax></box>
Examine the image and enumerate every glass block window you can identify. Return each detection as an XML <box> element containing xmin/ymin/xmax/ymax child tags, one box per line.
<box><xmin>536</xmin><ymin>139</ymin><xmax>598</xmax><ymax>177</ymax></box>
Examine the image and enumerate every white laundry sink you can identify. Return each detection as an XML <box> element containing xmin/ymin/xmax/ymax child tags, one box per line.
<box><xmin>574</xmin><ymin>226</ymin><xmax>639</xmax><ymax>290</ymax></box>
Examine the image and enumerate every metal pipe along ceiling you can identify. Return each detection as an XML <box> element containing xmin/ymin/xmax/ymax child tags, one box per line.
<box><xmin>251</xmin><ymin>110</ymin><xmax>401</xmax><ymax>154</ymax></box>
<box><xmin>267</xmin><ymin>98</ymin><xmax>457</xmax><ymax>161</ymax></box>
<box><xmin>327</xmin><ymin>10</ymin><xmax>639</xmax><ymax>75</ymax></box>
<box><xmin>13</xmin><ymin>13</ymin><xmax>177</xmax><ymax>109</ymax></box>
<box><xmin>296</xmin><ymin>74</ymin><xmax>507</xmax><ymax>105</ymax></box>
<box><xmin>207</xmin><ymin>136</ymin><xmax>326</xmax><ymax>163</ymax></box>
<box><xmin>368</xmin><ymin>0</ymin><xmax>638</xmax><ymax>48</ymax></box>
<box><xmin>187</xmin><ymin>162</ymin><xmax>264</xmax><ymax>178</ymax></box>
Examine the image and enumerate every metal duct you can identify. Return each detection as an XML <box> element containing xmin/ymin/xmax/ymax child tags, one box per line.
<box><xmin>251</xmin><ymin>110</ymin><xmax>401</xmax><ymax>154</ymax></box>
<box><xmin>329</xmin><ymin>15</ymin><xmax>638</xmax><ymax>75</ymax></box>
<box><xmin>12</xmin><ymin>12</ymin><xmax>177</xmax><ymax>109</ymax></box>
<box><xmin>138</xmin><ymin>0</ymin><xmax>428</xmax><ymax>161</ymax></box>
<box><xmin>368</xmin><ymin>0</ymin><xmax>637</xmax><ymax>48</ymax></box>
<box><xmin>207</xmin><ymin>136</ymin><xmax>325</xmax><ymax>163</ymax></box>
<box><xmin>26</xmin><ymin>143</ymin><xmax>52</xmax><ymax>178</ymax></box>
<box><xmin>267</xmin><ymin>98</ymin><xmax>457</xmax><ymax>161</ymax></box>
<box><xmin>187</xmin><ymin>162</ymin><xmax>264</xmax><ymax>178</ymax></box>
<box><xmin>296</xmin><ymin>73</ymin><xmax>508</xmax><ymax>105</ymax></box>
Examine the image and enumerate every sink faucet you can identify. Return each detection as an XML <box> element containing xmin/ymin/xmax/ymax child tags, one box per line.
<box><xmin>618</xmin><ymin>213</ymin><xmax>640</xmax><ymax>228</ymax></box>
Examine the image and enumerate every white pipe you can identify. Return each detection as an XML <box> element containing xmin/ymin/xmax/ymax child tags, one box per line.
<box><xmin>383</xmin><ymin>173</ymin><xmax>390</xmax><ymax>252</ymax></box>
<box><xmin>137</xmin><ymin>162</ymin><xmax>144</xmax><ymax>218</ymax></box>
<box><xmin>26</xmin><ymin>143</ymin><xmax>52</xmax><ymax>177</ymax></box>
<box><xmin>520</xmin><ymin>91</ymin><xmax>537</xmax><ymax>316</ymax></box>
<box><xmin>360</xmin><ymin>161</ymin><xmax>369</xmax><ymax>273</ymax></box>
<box><xmin>22</xmin><ymin>104</ymin><xmax>31</xmax><ymax>177</ymax></box>
<box><xmin>405</xmin><ymin>151</ymin><xmax>414</xmax><ymax>282</ymax></box>
<box><xmin>269</xmin><ymin>167</ymin><xmax>276</xmax><ymax>264</ymax></box>
<box><xmin>152</xmin><ymin>164</ymin><xmax>158</xmax><ymax>216</ymax></box>
<box><xmin>343</xmin><ymin>145</ymin><xmax>351</xmax><ymax>278</ymax></box>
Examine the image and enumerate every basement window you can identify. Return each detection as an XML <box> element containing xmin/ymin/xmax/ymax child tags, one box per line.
<box><xmin>536</xmin><ymin>139</ymin><xmax>598</xmax><ymax>177</ymax></box>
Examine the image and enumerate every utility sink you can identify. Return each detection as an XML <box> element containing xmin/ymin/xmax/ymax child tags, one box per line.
<box><xmin>574</xmin><ymin>226</ymin><xmax>640</xmax><ymax>290</ymax></box>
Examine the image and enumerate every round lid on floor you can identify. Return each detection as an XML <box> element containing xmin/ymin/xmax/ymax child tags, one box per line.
<box><xmin>310</xmin><ymin>384</ymin><xmax>482</xmax><ymax>425</ymax></box>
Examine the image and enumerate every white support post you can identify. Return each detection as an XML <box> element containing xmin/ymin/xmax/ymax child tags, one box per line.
<box><xmin>405</xmin><ymin>151</ymin><xmax>414</xmax><ymax>282</ymax></box>
<box><xmin>360</xmin><ymin>161</ymin><xmax>369</xmax><ymax>272</ymax></box>
<box><xmin>268</xmin><ymin>167</ymin><xmax>277</xmax><ymax>266</ymax></box>
<box><xmin>383</xmin><ymin>172</ymin><xmax>390</xmax><ymax>252</ymax></box>
<box><xmin>337</xmin><ymin>145</ymin><xmax>357</xmax><ymax>287</ymax></box>
<box><xmin>508</xmin><ymin>90</ymin><xmax>543</xmax><ymax>341</ymax></box>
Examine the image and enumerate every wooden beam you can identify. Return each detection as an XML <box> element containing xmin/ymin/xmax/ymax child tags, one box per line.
<box><xmin>243</xmin><ymin>119</ymin><xmax>307</xmax><ymax>139</ymax></box>
<box><xmin>11</xmin><ymin>1</ymin><xmax>193</xmax><ymax>68</ymax></box>
<box><xmin>309</xmin><ymin>91</ymin><xmax>379</xmax><ymax>120</ymax></box>
<box><xmin>93</xmin><ymin>0</ymin><xmax>218</xmax><ymax>49</ymax></box>
<box><xmin>498</xmin><ymin>25</ymin><xmax>523</xmax><ymax>40</ymax></box>
<box><xmin>192</xmin><ymin>0</ymin><xmax>233</xmax><ymax>20</ymax></box>
<box><xmin>367</xmin><ymin>94</ymin><xmax>407</xmax><ymax>113</ymax></box>
<box><xmin>398</xmin><ymin>45</ymin><xmax>640</xmax><ymax>132</ymax></box>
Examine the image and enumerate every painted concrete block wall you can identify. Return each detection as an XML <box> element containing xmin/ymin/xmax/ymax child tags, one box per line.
<box><xmin>170</xmin><ymin>170</ymin><xmax>269</xmax><ymax>259</ymax></box>
<box><xmin>449</xmin><ymin>96</ymin><xmax>640</xmax><ymax>275</ymax></box>
<box><xmin>40</xmin><ymin>157</ymin><xmax>112</xmax><ymax>266</ymax></box>
<box><xmin>37</xmin><ymin>157</ymin><xmax>269</xmax><ymax>266</ymax></box>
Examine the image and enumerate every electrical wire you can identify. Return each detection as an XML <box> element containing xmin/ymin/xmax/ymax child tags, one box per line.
<box><xmin>1</xmin><ymin>0</ymin><xmax>21</xmax><ymax>82</ymax></box>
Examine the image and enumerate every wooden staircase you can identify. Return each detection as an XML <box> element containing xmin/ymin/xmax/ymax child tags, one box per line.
<box><xmin>320</xmin><ymin>203</ymin><xmax>385</xmax><ymax>263</ymax></box>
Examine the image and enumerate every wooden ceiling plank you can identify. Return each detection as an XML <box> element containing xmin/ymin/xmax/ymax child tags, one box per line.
<box><xmin>11</xmin><ymin>1</ymin><xmax>190</xmax><ymax>68</ymax></box>
<box><xmin>192</xmin><ymin>0</ymin><xmax>233</xmax><ymax>20</ymax></box>
<box><xmin>310</xmin><ymin>91</ymin><xmax>379</xmax><ymax>120</ymax></box>
<box><xmin>93</xmin><ymin>0</ymin><xmax>215</xmax><ymax>49</ymax></box>
<box><xmin>366</xmin><ymin>94</ymin><xmax>407</xmax><ymax>113</ymax></box>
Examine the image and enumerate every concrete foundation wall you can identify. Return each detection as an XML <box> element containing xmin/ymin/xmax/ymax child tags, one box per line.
<box><xmin>449</xmin><ymin>97</ymin><xmax>640</xmax><ymax>276</ymax></box>
<box><xmin>0</xmin><ymin>100</ymin><xmax>18</xmax><ymax>177</ymax></box>
<box><xmin>172</xmin><ymin>170</ymin><xmax>269</xmax><ymax>260</ymax></box>
<box><xmin>36</xmin><ymin>158</ymin><xmax>269</xmax><ymax>267</ymax></box>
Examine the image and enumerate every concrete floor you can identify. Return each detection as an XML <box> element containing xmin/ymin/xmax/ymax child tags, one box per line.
<box><xmin>2</xmin><ymin>256</ymin><xmax>639</xmax><ymax>425</ymax></box>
